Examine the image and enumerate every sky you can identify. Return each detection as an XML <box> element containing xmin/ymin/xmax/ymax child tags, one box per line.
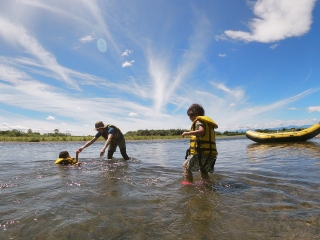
<box><xmin>0</xmin><ymin>0</ymin><xmax>320</xmax><ymax>136</ymax></box>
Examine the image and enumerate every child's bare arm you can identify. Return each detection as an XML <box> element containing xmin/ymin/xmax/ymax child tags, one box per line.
<box><xmin>75</xmin><ymin>151</ymin><xmax>82</xmax><ymax>166</ymax></box>
<box><xmin>182</xmin><ymin>125</ymin><xmax>205</xmax><ymax>138</ymax></box>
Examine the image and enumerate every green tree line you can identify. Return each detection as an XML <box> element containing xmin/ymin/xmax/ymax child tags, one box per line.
<box><xmin>0</xmin><ymin>128</ymin><xmax>246</xmax><ymax>142</ymax></box>
<box><xmin>124</xmin><ymin>129</ymin><xmax>245</xmax><ymax>137</ymax></box>
<box><xmin>0</xmin><ymin>129</ymin><xmax>92</xmax><ymax>142</ymax></box>
<box><xmin>125</xmin><ymin>129</ymin><xmax>188</xmax><ymax>137</ymax></box>
<box><xmin>0</xmin><ymin>129</ymin><xmax>72</xmax><ymax>137</ymax></box>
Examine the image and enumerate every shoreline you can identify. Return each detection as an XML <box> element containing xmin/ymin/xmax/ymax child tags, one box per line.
<box><xmin>0</xmin><ymin>134</ymin><xmax>247</xmax><ymax>143</ymax></box>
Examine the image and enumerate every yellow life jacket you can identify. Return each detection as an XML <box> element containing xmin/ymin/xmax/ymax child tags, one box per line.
<box><xmin>189</xmin><ymin>116</ymin><xmax>218</xmax><ymax>157</ymax></box>
<box><xmin>54</xmin><ymin>157</ymin><xmax>77</xmax><ymax>165</ymax></box>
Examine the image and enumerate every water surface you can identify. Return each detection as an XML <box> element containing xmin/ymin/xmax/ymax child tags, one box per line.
<box><xmin>0</xmin><ymin>137</ymin><xmax>320</xmax><ymax>239</ymax></box>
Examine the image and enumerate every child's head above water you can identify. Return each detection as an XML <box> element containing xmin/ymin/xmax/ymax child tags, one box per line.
<box><xmin>187</xmin><ymin>103</ymin><xmax>205</xmax><ymax>117</ymax></box>
<box><xmin>59</xmin><ymin>151</ymin><xmax>70</xmax><ymax>159</ymax></box>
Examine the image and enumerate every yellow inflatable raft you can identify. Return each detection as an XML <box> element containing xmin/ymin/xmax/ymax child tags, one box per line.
<box><xmin>246</xmin><ymin>122</ymin><xmax>320</xmax><ymax>143</ymax></box>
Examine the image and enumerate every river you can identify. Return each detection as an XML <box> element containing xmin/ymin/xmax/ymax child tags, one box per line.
<box><xmin>0</xmin><ymin>137</ymin><xmax>320</xmax><ymax>239</ymax></box>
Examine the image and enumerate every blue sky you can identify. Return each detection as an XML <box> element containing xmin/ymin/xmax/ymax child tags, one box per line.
<box><xmin>0</xmin><ymin>0</ymin><xmax>319</xmax><ymax>135</ymax></box>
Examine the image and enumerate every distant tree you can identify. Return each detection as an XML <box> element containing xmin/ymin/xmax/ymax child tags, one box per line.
<box><xmin>54</xmin><ymin>129</ymin><xmax>60</xmax><ymax>135</ymax></box>
<box><xmin>11</xmin><ymin>129</ymin><xmax>23</xmax><ymax>136</ymax></box>
<box><xmin>27</xmin><ymin>129</ymin><xmax>33</xmax><ymax>134</ymax></box>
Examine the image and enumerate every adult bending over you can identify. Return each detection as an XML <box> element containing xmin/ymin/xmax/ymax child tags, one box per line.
<box><xmin>77</xmin><ymin>121</ymin><xmax>130</xmax><ymax>160</ymax></box>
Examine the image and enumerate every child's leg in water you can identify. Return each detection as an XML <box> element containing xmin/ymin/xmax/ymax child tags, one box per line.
<box><xmin>182</xmin><ymin>159</ymin><xmax>193</xmax><ymax>183</ymax></box>
<box><xmin>200</xmin><ymin>171</ymin><xmax>210</xmax><ymax>182</ymax></box>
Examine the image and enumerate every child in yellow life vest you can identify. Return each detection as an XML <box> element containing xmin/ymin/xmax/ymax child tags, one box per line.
<box><xmin>54</xmin><ymin>151</ymin><xmax>81</xmax><ymax>166</ymax></box>
<box><xmin>181</xmin><ymin>103</ymin><xmax>218</xmax><ymax>184</ymax></box>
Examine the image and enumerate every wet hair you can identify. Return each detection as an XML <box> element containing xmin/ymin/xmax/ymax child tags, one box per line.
<box><xmin>59</xmin><ymin>151</ymin><xmax>69</xmax><ymax>158</ymax></box>
<box><xmin>187</xmin><ymin>103</ymin><xmax>205</xmax><ymax>117</ymax></box>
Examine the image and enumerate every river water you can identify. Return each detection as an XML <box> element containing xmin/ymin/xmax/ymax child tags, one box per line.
<box><xmin>0</xmin><ymin>137</ymin><xmax>320</xmax><ymax>239</ymax></box>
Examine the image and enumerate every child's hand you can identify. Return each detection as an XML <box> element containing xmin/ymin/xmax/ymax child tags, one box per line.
<box><xmin>182</xmin><ymin>132</ymin><xmax>189</xmax><ymax>138</ymax></box>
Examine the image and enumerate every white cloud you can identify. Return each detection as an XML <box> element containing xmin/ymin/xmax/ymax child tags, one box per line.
<box><xmin>6</xmin><ymin>125</ymin><xmax>28</xmax><ymax>131</ymax></box>
<box><xmin>210</xmin><ymin>82</ymin><xmax>244</xmax><ymax>101</ymax></box>
<box><xmin>122</xmin><ymin>49</ymin><xmax>133</xmax><ymax>57</ymax></box>
<box><xmin>270</xmin><ymin>44</ymin><xmax>279</xmax><ymax>49</ymax></box>
<box><xmin>0</xmin><ymin>1</ymin><xmax>318</xmax><ymax>135</ymax></box>
<box><xmin>201</xmin><ymin>87</ymin><xmax>319</xmax><ymax>132</ymax></box>
<box><xmin>224</xmin><ymin>0</ymin><xmax>316</xmax><ymax>43</ymax></box>
<box><xmin>122</xmin><ymin>60</ymin><xmax>135</xmax><ymax>68</ymax></box>
<box><xmin>307</xmin><ymin>106</ymin><xmax>320</xmax><ymax>112</ymax></box>
<box><xmin>64</xmin><ymin>129</ymin><xmax>74</xmax><ymax>133</ymax></box>
<box><xmin>245</xmin><ymin>118</ymin><xmax>319</xmax><ymax>131</ymax></box>
<box><xmin>46</xmin><ymin>116</ymin><xmax>55</xmax><ymax>120</ymax></box>
<box><xmin>0</xmin><ymin>18</ymin><xmax>79</xmax><ymax>89</ymax></box>
<box><xmin>79</xmin><ymin>35</ymin><xmax>95</xmax><ymax>43</ymax></box>
<box><xmin>146</xmin><ymin>14</ymin><xmax>212</xmax><ymax>113</ymax></box>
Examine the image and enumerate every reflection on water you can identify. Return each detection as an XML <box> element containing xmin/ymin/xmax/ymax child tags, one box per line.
<box><xmin>0</xmin><ymin>138</ymin><xmax>320</xmax><ymax>239</ymax></box>
<box><xmin>247</xmin><ymin>141</ymin><xmax>320</xmax><ymax>161</ymax></box>
<box><xmin>247</xmin><ymin>141</ymin><xmax>320</xmax><ymax>158</ymax></box>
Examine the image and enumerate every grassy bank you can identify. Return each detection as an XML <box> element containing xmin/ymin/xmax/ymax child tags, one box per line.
<box><xmin>0</xmin><ymin>135</ymin><xmax>186</xmax><ymax>142</ymax></box>
<box><xmin>0</xmin><ymin>136</ymin><xmax>93</xmax><ymax>142</ymax></box>
<box><xmin>0</xmin><ymin>134</ymin><xmax>246</xmax><ymax>142</ymax></box>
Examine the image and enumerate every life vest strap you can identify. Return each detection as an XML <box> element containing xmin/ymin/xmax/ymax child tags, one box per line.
<box><xmin>198</xmin><ymin>147</ymin><xmax>216</xmax><ymax>151</ymax></box>
<box><xmin>185</xmin><ymin>148</ymin><xmax>190</xmax><ymax>160</ymax></box>
<box><xmin>199</xmin><ymin>125</ymin><xmax>212</xmax><ymax>170</ymax></box>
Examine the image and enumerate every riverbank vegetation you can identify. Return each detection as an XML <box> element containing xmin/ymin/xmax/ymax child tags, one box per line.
<box><xmin>0</xmin><ymin>129</ymin><xmax>93</xmax><ymax>142</ymax></box>
<box><xmin>0</xmin><ymin>128</ymin><xmax>247</xmax><ymax>142</ymax></box>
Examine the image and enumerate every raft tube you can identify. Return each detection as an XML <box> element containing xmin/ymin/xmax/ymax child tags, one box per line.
<box><xmin>246</xmin><ymin>122</ymin><xmax>320</xmax><ymax>143</ymax></box>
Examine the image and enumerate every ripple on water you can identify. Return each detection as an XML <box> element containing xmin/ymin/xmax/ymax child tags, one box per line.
<box><xmin>1</xmin><ymin>139</ymin><xmax>320</xmax><ymax>239</ymax></box>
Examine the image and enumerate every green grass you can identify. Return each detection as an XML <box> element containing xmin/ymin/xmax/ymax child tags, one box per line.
<box><xmin>0</xmin><ymin>134</ymin><xmax>246</xmax><ymax>142</ymax></box>
<box><xmin>0</xmin><ymin>136</ymin><xmax>94</xmax><ymax>142</ymax></box>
